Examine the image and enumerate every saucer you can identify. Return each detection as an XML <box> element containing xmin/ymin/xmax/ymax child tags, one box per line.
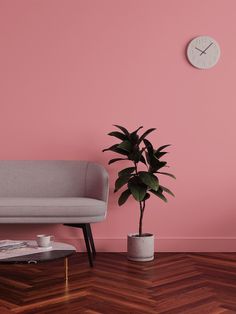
<box><xmin>38</xmin><ymin>246</ymin><xmax>53</xmax><ymax>250</ymax></box>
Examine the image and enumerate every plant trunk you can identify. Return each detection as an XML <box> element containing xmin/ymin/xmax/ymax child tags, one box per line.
<box><xmin>139</xmin><ymin>201</ymin><xmax>145</xmax><ymax>236</ymax></box>
<box><xmin>135</xmin><ymin>162</ymin><xmax>146</xmax><ymax>237</ymax></box>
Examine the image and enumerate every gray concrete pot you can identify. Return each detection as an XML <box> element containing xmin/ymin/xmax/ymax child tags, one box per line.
<box><xmin>127</xmin><ymin>233</ymin><xmax>154</xmax><ymax>262</ymax></box>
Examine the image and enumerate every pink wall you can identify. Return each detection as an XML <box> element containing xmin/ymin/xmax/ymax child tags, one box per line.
<box><xmin>0</xmin><ymin>0</ymin><xmax>235</xmax><ymax>251</ymax></box>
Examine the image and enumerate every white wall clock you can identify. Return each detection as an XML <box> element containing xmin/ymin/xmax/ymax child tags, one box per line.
<box><xmin>187</xmin><ymin>36</ymin><xmax>221</xmax><ymax>69</ymax></box>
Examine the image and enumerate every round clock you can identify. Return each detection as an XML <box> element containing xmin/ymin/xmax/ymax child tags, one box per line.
<box><xmin>187</xmin><ymin>36</ymin><xmax>221</xmax><ymax>69</ymax></box>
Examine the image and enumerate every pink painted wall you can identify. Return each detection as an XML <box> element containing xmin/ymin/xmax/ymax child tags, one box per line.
<box><xmin>0</xmin><ymin>0</ymin><xmax>235</xmax><ymax>251</ymax></box>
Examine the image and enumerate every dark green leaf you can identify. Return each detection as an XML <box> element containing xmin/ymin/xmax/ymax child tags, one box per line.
<box><xmin>160</xmin><ymin>185</ymin><xmax>175</xmax><ymax>197</ymax></box>
<box><xmin>118</xmin><ymin>189</ymin><xmax>131</xmax><ymax>206</ymax></box>
<box><xmin>132</xmin><ymin>126</ymin><xmax>143</xmax><ymax>134</ymax></box>
<box><xmin>157</xmin><ymin>161</ymin><xmax>167</xmax><ymax>169</ymax></box>
<box><xmin>138</xmin><ymin>128</ymin><xmax>156</xmax><ymax>143</ymax></box>
<box><xmin>102</xmin><ymin>144</ymin><xmax>118</xmax><ymax>152</ymax></box>
<box><xmin>103</xmin><ymin>144</ymin><xmax>128</xmax><ymax>156</ymax></box>
<box><xmin>150</xmin><ymin>189</ymin><xmax>168</xmax><ymax>202</ymax></box>
<box><xmin>114</xmin><ymin>148</ymin><xmax>129</xmax><ymax>156</ymax></box>
<box><xmin>146</xmin><ymin>151</ymin><xmax>167</xmax><ymax>172</ymax></box>
<box><xmin>139</xmin><ymin>155</ymin><xmax>147</xmax><ymax>165</ymax></box>
<box><xmin>108</xmin><ymin>131</ymin><xmax>127</xmax><ymax>141</ymax></box>
<box><xmin>150</xmin><ymin>160</ymin><xmax>167</xmax><ymax>172</ymax></box>
<box><xmin>108</xmin><ymin>158</ymin><xmax>128</xmax><ymax>165</ymax></box>
<box><xmin>139</xmin><ymin>172</ymin><xmax>159</xmax><ymax>191</ymax></box>
<box><xmin>145</xmin><ymin>151</ymin><xmax>150</xmax><ymax>164</ymax></box>
<box><xmin>129</xmin><ymin>133</ymin><xmax>139</xmax><ymax>144</ymax></box>
<box><xmin>128</xmin><ymin>149</ymin><xmax>141</xmax><ymax>163</ymax></box>
<box><xmin>113</xmin><ymin>125</ymin><xmax>130</xmax><ymax>136</ymax></box>
<box><xmin>118</xmin><ymin>140</ymin><xmax>132</xmax><ymax>152</ymax></box>
<box><xmin>118</xmin><ymin>167</ymin><xmax>135</xmax><ymax>177</ymax></box>
<box><xmin>143</xmin><ymin>139</ymin><xmax>154</xmax><ymax>155</ymax></box>
<box><xmin>130</xmin><ymin>126</ymin><xmax>143</xmax><ymax>144</ymax></box>
<box><xmin>103</xmin><ymin>146</ymin><xmax>129</xmax><ymax>157</ymax></box>
<box><xmin>129</xmin><ymin>182</ymin><xmax>147</xmax><ymax>201</ymax></box>
<box><xmin>154</xmin><ymin>151</ymin><xmax>168</xmax><ymax>159</ymax></box>
<box><xmin>144</xmin><ymin>139</ymin><xmax>166</xmax><ymax>171</ymax></box>
<box><xmin>156</xmin><ymin>144</ymin><xmax>171</xmax><ymax>152</ymax></box>
<box><xmin>143</xmin><ymin>192</ymin><xmax>150</xmax><ymax>201</ymax></box>
<box><xmin>115</xmin><ymin>175</ymin><xmax>131</xmax><ymax>192</ymax></box>
<box><xmin>157</xmin><ymin>171</ymin><xmax>176</xmax><ymax>179</ymax></box>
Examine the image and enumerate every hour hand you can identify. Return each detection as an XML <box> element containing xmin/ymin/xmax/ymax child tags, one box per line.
<box><xmin>195</xmin><ymin>47</ymin><xmax>206</xmax><ymax>54</ymax></box>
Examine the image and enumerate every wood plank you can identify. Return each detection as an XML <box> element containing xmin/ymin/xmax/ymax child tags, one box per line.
<box><xmin>0</xmin><ymin>253</ymin><xmax>235</xmax><ymax>313</ymax></box>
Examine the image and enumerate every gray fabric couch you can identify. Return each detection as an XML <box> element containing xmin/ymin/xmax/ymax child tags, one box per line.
<box><xmin>0</xmin><ymin>160</ymin><xmax>109</xmax><ymax>266</ymax></box>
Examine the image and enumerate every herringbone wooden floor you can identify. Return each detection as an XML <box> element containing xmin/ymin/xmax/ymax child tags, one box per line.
<box><xmin>0</xmin><ymin>253</ymin><xmax>235</xmax><ymax>313</ymax></box>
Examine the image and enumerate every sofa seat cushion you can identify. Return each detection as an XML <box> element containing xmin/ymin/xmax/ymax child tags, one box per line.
<box><xmin>0</xmin><ymin>197</ymin><xmax>106</xmax><ymax>217</ymax></box>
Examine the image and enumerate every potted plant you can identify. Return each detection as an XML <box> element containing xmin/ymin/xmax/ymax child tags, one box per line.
<box><xmin>103</xmin><ymin>125</ymin><xmax>175</xmax><ymax>261</ymax></box>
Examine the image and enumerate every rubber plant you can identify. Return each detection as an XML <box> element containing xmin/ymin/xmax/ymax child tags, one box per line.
<box><xmin>103</xmin><ymin>125</ymin><xmax>175</xmax><ymax>237</ymax></box>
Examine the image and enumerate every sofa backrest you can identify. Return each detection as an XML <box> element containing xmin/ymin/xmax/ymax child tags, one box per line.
<box><xmin>0</xmin><ymin>161</ymin><xmax>109</xmax><ymax>201</ymax></box>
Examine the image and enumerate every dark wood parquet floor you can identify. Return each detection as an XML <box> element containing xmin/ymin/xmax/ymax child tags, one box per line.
<box><xmin>0</xmin><ymin>253</ymin><xmax>235</xmax><ymax>314</ymax></box>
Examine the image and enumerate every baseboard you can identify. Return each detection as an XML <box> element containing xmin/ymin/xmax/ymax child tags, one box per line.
<box><xmin>58</xmin><ymin>237</ymin><xmax>236</xmax><ymax>252</ymax></box>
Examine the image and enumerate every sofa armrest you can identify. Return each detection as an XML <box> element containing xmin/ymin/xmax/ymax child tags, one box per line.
<box><xmin>85</xmin><ymin>162</ymin><xmax>109</xmax><ymax>203</ymax></box>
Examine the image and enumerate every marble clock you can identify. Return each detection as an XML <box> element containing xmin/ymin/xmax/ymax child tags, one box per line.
<box><xmin>187</xmin><ymin>36</ymin><xmax>221</xmax><ymax>69</ymax></box>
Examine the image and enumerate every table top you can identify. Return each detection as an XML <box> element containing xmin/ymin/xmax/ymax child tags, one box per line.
<box><xmin>0</xmin><ymin>241</ymin><xmax>76</xmax><ymax>263</ymax></box>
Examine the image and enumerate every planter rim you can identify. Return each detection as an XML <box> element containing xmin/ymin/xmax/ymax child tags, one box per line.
<box><xmin>128</xmin><ymin>233</ymin><xmax>154</xmax><ymax>238</ymax></box>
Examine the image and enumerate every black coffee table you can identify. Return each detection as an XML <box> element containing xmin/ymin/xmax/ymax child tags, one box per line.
<box><xmin>0</xmin><ymin>241</ymin><xmax>76</xmax><ymax>282</ymax></box>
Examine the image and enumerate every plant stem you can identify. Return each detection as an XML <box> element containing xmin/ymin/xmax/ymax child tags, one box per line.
<box><xmin>134</xmin><ymin>160</ymin><xmax>146</xmax><ymax>237</ymax></box>
<box><xmin>139</xmin><ymin>201</ymin><xmax>145</xmax><ymax>236</ymax></box>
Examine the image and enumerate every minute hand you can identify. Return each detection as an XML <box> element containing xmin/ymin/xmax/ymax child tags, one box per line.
<box><xmin>200</xmin><ymin>42</ymin><xmax>213</xmax><ymax>56</ymax></box>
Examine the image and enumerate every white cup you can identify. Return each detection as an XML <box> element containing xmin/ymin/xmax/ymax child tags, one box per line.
<box><xmin>36</xmin><ymin>234</ymin><xmax>54</xmax><ymax>248</ymax></box>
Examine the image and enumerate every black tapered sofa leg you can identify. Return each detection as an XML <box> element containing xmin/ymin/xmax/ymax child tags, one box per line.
<box><xmin>82</xmin><ymin>224</ymin><xmax>93</xmax><ymax>267</ymax></box>
<box><xmin>86</xmin><ymin>224</ymin><xmax>96</xmax><ymax>258</ymax></box>
<box><xmin>63</xmin><ymin>223</ymin><xmax>95</xmax><ymax>267</ymax></box>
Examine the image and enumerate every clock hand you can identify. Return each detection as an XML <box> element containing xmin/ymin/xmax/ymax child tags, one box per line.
<box><xmin>195</xmin><ymin>47</ymin><xmax>206</xmax><ymax>54</ymax></box>
<box><xmin>200</xmin><ymin>42</ymin><xmax>213</xmax><ymax>55</ymax></box>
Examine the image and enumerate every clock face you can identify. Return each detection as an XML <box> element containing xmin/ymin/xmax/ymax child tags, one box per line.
<box><xmin>187</xmin><ymin>36</ymin><xmax>221</xmax><ymax>69</ymax></box>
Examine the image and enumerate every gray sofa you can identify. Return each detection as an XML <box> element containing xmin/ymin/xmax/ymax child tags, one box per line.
<box><xmin>0</xmin><ymin>160</ymin><xmax>109</xmax><ymax>266</ymax></box>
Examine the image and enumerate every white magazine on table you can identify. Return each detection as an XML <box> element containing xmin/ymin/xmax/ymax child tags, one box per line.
<box><xmin>0</xmin><ymin>240</ymin><xmax>27</xmax><ymax>248</ymax></box>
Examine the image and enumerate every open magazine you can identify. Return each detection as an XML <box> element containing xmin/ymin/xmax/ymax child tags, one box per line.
<box><xmin>0</xmin><ymin>240</ymin><xmax>28</xmax><ymax>250</ymax></box>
